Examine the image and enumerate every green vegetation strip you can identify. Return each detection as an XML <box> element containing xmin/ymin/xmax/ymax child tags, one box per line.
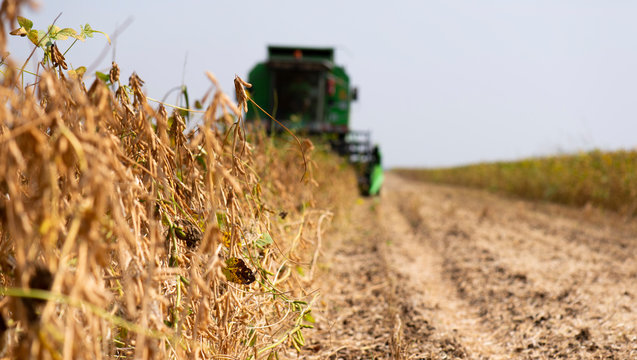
<box><xmin>395</xmin><ymin>150</ymin><xmax>637</xmax><ymax>214</ymax></box>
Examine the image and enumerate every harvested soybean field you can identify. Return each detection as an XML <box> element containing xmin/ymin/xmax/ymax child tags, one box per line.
<box><xmin>307</xmin><ymin>172</ymin><xmax>637</xmax><ymax>359</ymax></box>
<box><xmin>1</xmin><ymin>3</ymin><xmax>637</xmax><ymax>359</ymax></box>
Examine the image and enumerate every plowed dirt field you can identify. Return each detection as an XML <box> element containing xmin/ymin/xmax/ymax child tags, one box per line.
<box><xmin>306</xmin><ymin>172</ymin><xmax>637</xmax><ymax>359</ymax></box>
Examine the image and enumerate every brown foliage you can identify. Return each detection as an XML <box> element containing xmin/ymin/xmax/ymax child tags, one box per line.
<box><xmin>0</xmin><ymin>57</ymin><xmax>335</xmax><ymax>359</ymax></box>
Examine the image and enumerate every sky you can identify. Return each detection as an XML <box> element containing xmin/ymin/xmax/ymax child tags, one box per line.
<box><xmin>6</xmin><ymin>1</ymin><xmax>637</xmax><ymax>168</ymax></box>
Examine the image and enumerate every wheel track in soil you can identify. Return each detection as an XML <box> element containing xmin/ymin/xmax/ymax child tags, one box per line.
<box><xmin>308</xmin><ymin>172</ymin><xmax>637</xmax><ymax>359</ymax></box>
<box><xmin>382</xmin><ymin>176</ymin><xmax>511</xmax><ymax>359</ymax></box>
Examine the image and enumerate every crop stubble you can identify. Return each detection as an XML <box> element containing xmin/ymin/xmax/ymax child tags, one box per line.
<box><xmin>309</xmin><ymin>173</ymin><xmax>637</xmax><ymax>359</ymax></box>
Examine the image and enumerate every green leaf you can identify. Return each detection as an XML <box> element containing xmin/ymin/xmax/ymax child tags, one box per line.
<box><xmin>27</xmin><ymin>29</ymin><xmax>41</xmax><ymax>45</ymax></box>
<box><xmin>95</xmin><ymin>71</ymin><xmax>110</xmax><ymax>82</ymax></box>
<box><xmin>79</xmin><ymin>23</ymin><xmax>111</xmax><ymax>44</ymax></box>
<box><xmin>70</xmin><ymin>32</ymin><xmax>84</xmax><ymax>41</ymax></box>
<box><xmin>68</xmin><ymin>66</ymin><xmax>86</xmax><ymax>79</ymax></box>
<box><xmin>38</xmin><ymin>30</ymin><xmax>50</xmax><ymax>47</ymax></box>
<box><xmin>302</xmin><ymin>311</ymin><xmax>315</xmax><ymax>324</ymax></box>
<box><xmin>216</xmin><ymin>213</ymin><xmax>227</xmax><ymax>229</ymax></box>
<box><xmin>295</xmin><ymin>266</ymin><xmax>305</xmax><ymax>276</ymax></box>
<box><xmin>17</xmin><ymin>16</ymin><xmax>33</xmax><ymax>31</ymax></box>
<box><xmin>76</xmin><ymin>24</ymin><xmax>91</xmax><ymax>41</ymax></box>
<box><xmin>55</xmin><ymin>27</ymin><xmax>78</xmax><ymax>41</ymax></box>
<box><xmin>82</xmin><ymin>23</ymin><xmax>94</xmax><ymax>38</ymax></box>
<box><xmin>255</xmin><ymin>233</ymin><xmax>273</xmax><ymax>249</ymax></box>
<box><xmin>47</xmin><ymin>25</ymin><xmax>61</xmax><ymax>39</ymax></box>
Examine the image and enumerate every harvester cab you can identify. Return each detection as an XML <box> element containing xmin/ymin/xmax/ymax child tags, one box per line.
<box><xmin>247</xmin><ymin>46</ymin><xmax>383</xmax><ymax>196</ymax></box>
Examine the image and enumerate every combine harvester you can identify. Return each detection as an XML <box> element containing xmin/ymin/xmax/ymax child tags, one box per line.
<box><xmin>246</xmin><ymin>46</ymin><xmax>383</xmax><ymax>196</ymax></box>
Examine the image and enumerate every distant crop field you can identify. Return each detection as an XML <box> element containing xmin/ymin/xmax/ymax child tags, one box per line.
<box><xmin>395</xmin><ymin>150</ymin><xmax>637</xmax><ymax>215</ymax></box>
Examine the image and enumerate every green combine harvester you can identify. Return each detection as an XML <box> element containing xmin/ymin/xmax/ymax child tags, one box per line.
<box><xmin>247</xmin><ymin>46</ymin><xmax>383</xmax><ymax>196</ymax></box>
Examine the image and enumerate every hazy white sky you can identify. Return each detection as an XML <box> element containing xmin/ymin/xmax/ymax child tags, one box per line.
<box><xmin>7</xmin><ymin>1</ymin><xmax>637</xmax><ymax>167</ymax></box>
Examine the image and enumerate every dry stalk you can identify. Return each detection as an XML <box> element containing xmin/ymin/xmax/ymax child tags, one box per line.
<box><xmin>0</xmin><ymin>51</ymin><xmax>327</xmax><ymax>359</ymax></box>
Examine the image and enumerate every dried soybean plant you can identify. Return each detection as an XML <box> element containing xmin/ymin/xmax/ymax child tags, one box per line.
<box><xmin>0</xmin><ymin>8</ymin><xmax>326</xmax><ymax>360</ymax></box>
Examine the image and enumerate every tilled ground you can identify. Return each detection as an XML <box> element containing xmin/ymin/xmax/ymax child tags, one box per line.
<box><xmin>307</xmin><ymin>172</ymin><xmax>637</xmax><ymax>359</ymax></box>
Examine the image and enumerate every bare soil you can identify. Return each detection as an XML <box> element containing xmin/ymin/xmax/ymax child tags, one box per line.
<box><xmin>306</xmin><ymin>172</ymin><xmax>637</xmax><ymax>359</ymax></box>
